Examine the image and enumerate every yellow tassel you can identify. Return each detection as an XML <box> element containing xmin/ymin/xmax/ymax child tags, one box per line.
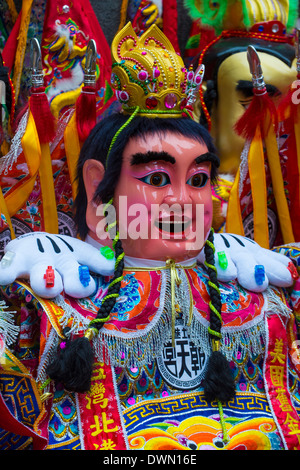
<box><xmin>12</xmin><ymin>0</ymin><xmax>34</xmax><ymax>103</ymax></box>
<box><xmin>7</xmin><ymin>0</ymin><xmax>18</xmax><ymax>23</ymax></box>
<box><xmin>166</xmin><ymin>259</ymin><xmax>181</xmax><ymax>347</ymax></box>
<box><xmin>64</xmin><ymin>111</ymin><xmax>81</xmax><ymax>201</ymax></box>
<box><xmin>38</xmin><ymin>143</ymin><xmax>58</xmax><ymax>233</ymax></box>
<box><xmin>248</xmin><ymin>127</ymin><xmax>269</xmax><ymax>248</ymax></box>
<box><xmin>226</xmin><ymin>167</ymin><xmax>245</xmax><ymax>236</ymax></box>
<box><xmin>118</xmin><ymin>0</ymin><xmax>129</xmax><ymax>31</ymax></box>
<box><xmin>263</xmin><ymin>116</ymin><xmax>295</xmax><ymax>244</ymax></box>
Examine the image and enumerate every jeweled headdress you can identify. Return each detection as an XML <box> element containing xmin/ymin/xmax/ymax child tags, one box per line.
<box><xmin>110</xmin><ymin>22</ymin><xmax>204</xmax><ymax>118</ymax></box>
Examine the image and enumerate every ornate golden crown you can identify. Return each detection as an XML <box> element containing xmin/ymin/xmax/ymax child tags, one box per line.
<box><xmin>110</xmin><ymin>22</ymin><xmax>204</xmax><ymax>118</ymax></box>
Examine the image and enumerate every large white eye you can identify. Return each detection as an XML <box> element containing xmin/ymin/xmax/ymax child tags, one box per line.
<box><xmin>187</xmin><ymin>172</ymin><xmax>209</xmax><ymax>188</ymax></box>
<box><xmin>139</xmin><ymin>172</ymin><xmax>170</xmax><ymax>187</ymax></box>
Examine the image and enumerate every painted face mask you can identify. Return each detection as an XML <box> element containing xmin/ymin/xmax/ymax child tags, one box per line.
<box><xmin>105</xmin><ymin>131</ymin><xmax>213</xmax><ymax>262</ymax></box>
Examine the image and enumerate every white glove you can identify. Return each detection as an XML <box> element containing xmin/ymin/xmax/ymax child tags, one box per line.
<box><xmin>0</xmin><ymin>232</ymin><xmax>295</xmax><ymax>299</ymax></box>
<box><xmin>0</xmin><ymin>233</ymin><xmax>115</xmax><ymax>299</ymax></box>
<box><xmin>197</xmin><ymin>233</ymin><xmax>295</xmax><ymax>292</ymax></box>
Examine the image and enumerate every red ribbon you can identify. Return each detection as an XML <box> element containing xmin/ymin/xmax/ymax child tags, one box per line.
<box><xmin>77</xmin><ymin>361</ymin><xmax>127</xmax><ymax>450</ymax></box>
<box><xmin>264</xmin><ymin>313</ymin><xmax>300</xmax><ymax>449</ymax></box>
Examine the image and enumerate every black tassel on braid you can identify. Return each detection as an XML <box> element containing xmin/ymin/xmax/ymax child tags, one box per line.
<box><xmin>46</xmin><ymin>327</ymin><xmax>94</xmax><ymax>393</ymax></box>
<box><xmin>202</xmin><ymin>229</ymin><xmax>236</xmax><ymax>403</ymax></box>
<box><xmin>47</xmin><ymin>201</ymin><xmax>125</xmax><ymax>393</ymax></box>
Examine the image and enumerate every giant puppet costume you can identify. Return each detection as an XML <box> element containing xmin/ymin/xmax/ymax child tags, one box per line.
<box><xmin>1</xmin><ymin>22</ymin><xmax>300</xmax><ymax>451</ymax></box>
<box><xmin>184</xmin><ymin>0</ymin><xmax>300</xmax><ymax>250</ymax></box>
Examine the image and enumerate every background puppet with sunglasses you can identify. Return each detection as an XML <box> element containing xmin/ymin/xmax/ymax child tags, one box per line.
<box><xmin>0</xmin><ymin>21</ymin><xmax>300</xmax><ymax>451</ymax></box>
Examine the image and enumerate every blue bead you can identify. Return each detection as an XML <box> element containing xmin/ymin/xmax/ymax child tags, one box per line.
<box><xmin>255</xmin><ymin>265</ymin><xmax>265</xmax><ymax>285</ymax></box>
<box><xmin>79</xmin><ymin>265</ymin><xmax>91</xmax><ymax>287</ymax></box>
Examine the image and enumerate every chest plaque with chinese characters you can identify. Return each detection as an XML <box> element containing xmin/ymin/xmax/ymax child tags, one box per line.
<box><xmin>156</xmin><ymin>318</ymin><xmax>208</xmax><ymax>390</ymax></box>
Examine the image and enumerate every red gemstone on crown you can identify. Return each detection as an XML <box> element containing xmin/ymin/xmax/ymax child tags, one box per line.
<box><xmin>145</xmin><ymin>96</ymin><xmax>158</xmax><ymax>109</ymax></box>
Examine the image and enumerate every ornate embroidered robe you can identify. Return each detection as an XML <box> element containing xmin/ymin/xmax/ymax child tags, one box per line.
<box><xmin>1</xmin><ymin>260</ymin><xmax>300</xmax><ymax>450</ymax></box>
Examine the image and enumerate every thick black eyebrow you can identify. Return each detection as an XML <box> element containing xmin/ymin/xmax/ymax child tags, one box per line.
<box><xmin>236</xmin><ymin>80</ymin><xmax>280</xmax><ymax>98</ymax></box>
<box><xmin>131</xmin><ymin>150</ymin><xmax>220</xmax><ymax>167</ymax></box>
<box><xmin>130</xmin><ymin>151</ymin><xmax>176</xmax><ymax>166</ymax></box>
<box><xmin>195</xmin><ymin>152</ymin><xmax>220</xmax><ymax>168</ymax></box>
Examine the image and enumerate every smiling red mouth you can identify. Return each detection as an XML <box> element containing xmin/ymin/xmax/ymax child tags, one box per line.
<box><xmin>154</xmin><ymin>217</ymin><xmax>192</xmax><ymax>234</ymax></box>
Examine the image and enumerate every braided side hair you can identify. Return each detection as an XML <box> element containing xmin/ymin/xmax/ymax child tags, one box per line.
<box><xmin>86</xmin><ymin>199</ymin><xmax>125</xmax><ymax>337</ymax></box>
<box><xmin>46</xmin><ymin>199</ymin><xmax>125</xmax><ymax>393</ymax></box>
<box><xmin>203</xmin><ymin>229</ymin><xmax>236</xmax><ymax>402</ymax></box>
